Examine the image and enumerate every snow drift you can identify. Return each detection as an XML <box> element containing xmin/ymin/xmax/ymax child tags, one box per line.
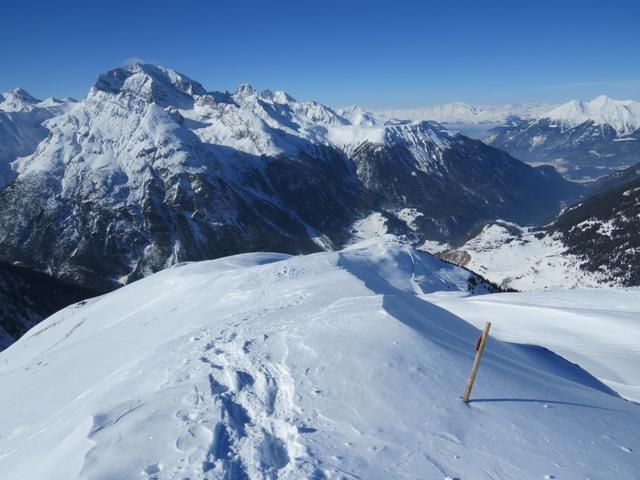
<box><xmin>0</xmin><ymin>240</ymin><xmax>638</xmax><ymax>479</ymax></box>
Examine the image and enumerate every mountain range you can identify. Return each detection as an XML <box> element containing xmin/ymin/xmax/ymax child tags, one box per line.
<box><xmin>0</xmin><ymin>63</ymin><xmax>581</xmax><ymax>293</ymax></box>
<box><xmin>377</xmin><ymin>96</ymin><xmax>640</xmax><ymax>180</ymax></box>
<box><xmin>485</xmin><ymin>96</ymin><xmax>640</xmax><ymax>180</ymax></box>
<box><xmin>1</xmin><ymin>67</ymin><xmax>639</xmax><ymax>479</ymax></box>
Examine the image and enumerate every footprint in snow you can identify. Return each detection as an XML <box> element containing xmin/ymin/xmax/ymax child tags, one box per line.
<box><xmin>141</xmin><ymin>462</ymin><xmax>163</xmax><ymax>478</ymax></box>
<box><xmin>175</xmin><ymin>424</ymin><xmax>213</xmax><ymax>453</ymax></box>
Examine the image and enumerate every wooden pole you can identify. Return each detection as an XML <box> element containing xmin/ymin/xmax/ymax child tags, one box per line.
<box><xmin>463</xmin><ymin>321</ymin><xmax>491</xmax><ymax>403</ymax></box>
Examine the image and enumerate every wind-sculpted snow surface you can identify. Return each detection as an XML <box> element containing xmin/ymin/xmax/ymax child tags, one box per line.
<box><xmin>0</xmin><ymin>241</ymin><xmax>638</xmax><ymax>479</ymax></box>
<box><xmin>429</xmin><ymin>288</ymin><xmax>640</xmax><ymax>403</ymax></box>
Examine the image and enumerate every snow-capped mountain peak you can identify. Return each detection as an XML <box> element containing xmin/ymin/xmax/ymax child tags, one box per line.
<box><xmin>0</xmin><ymin>88</ymin><xmax>42</xmax><ymax>112</ymax></box>
<box><xmin>0</xmin><ymin>63</ymin><xmax>581</xmax><ymax>291</ymax></box>
<box><xmin>92</xmin><ymin>63</ymin><xmax>206</xmax><ymax>108</ymax></box>
<box><xmin>546</xmin><ymin>94</ymin><xmax>640</xmax><ymax>135</ymax></box>
<box><xmin>375</xmin><ymin>102</ymin><xmax>556</xmax><ymax>126</ymax></box>
<box><xmin>233</xmin><ymin>82</ymin><xmax>257</xmax><ymax>103</ymax></box>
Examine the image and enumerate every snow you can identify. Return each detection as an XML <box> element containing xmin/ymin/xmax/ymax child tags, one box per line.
<box><xmin>10</xmin><ymin>63</ymin><xmax>462</xmax><ymax>203</ymax></box>
<box><xmin>349</xmin><ymin>212</ymin><xmax>388</xmax><ymax>242</ymax></box>
<box><xmin>429</xmin><ymin>288</ymin><xmax>640</xmax><ymax>403</ymax></box>
<box><xmin>444</xmin><ymin>221</ymin><xmax>610</xmax><ymax>291</ymax></box>
<box><xmin>0</xmin><ymin>88</ymin><xmax>75</xmax><ymax>188</ymax></box>
<box><xmin>375</xmin><ymin>96</ymin><xmax>640</xmax><ymax>138</ymax></box>
<box><xmin>546</xmin><ymin>95</ymin><xmax>640</xmax><ymax>135</ymax></box>
<box><xmin>419</xmin><ymin>239</ymin><xmax>452</xmax><ymax>254</ymax></box>
<box><xmin>395</xmin><ymin>207</ymin><xmax>424</xmax><ymax>231</ymax></box>
<box><xmin>0</xmin><ymin>240</ymin><xmax>638</xmax><ymax>479</ymax></box>
<box><xmin>375</xmin><ymin>102</ymin><xmax>555</xmax><ymax>126</ymax></box>
<box><xmin>573</xmin><ymin>219</ymin><xmax>615</xmax><ymax>238</ymax></box>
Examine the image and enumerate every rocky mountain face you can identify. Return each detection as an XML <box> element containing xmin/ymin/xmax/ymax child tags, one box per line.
<box><xmin>485</xmin><ymin>96</ymin><xmax>640</xmax><ymax>181</ymax></box>
<box><xmin>551</xmin><ymin>176</ymin><xmax>640</xmax><ymax>286</ymax></box>
<box><xmin>350</xmin><ymin>127</ymin><xmax>580</xmax><ymax>241</ymax></box>
<box><xmin>0</xmin><ymin>63</ymin><xmax>581</xmax><ymax>291</ymax></box>
<box><xmin>0</xmin><ymin>262</ymin><xmax>97</xmax><ymax>350</ymax></box>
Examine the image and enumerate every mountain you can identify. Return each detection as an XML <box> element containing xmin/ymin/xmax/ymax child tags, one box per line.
<box><xmin>552</xmin><ymin>175</ymin><xmax>640</xmax><ymax>286</ymax></box>
<box><xmin>486</xmin><ymin>95</ymin><xmax>640</xmax><ymax>181</ymax></box>
<box><xmin>373</xmin><ymin>102</ymin><xmax>555</xmax><ymax>138</ymax></box>
<box><xmin>589</xmin><ymin>161</ymin><xmax>640</xmax><ymax>194</ymax></box>
<box><xmin>0</xmin><ymin>262</ymin><xmax>98</xmax><ymax>350</ymax></box>
<box><xmin>0</xmin><ymin>240</ymin><xmax>638</xmax><ymax>479</ymax></box>
<box><xmin>437</xmin><ymin>172</ymin><xmax>640</xmax><ymax>290</ymax></box>
<box><xmin>0</xmin><ymin>63</ymin><xmax>581</xmax><ymax>291</ymax></box>
<box><xmin>546</xmin><ymin>95</ymin><xmax>640</xmax><ymax>135</ymax></box>
<box><xmin>0</xmin><ymin>88</ymin><xmax>75</xmax><ymax>187</ymax></box>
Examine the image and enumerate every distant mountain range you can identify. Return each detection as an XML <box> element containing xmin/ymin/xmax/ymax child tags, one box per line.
<box><xmin>486</xmin><ymin>96</ymin><xmax>640</xmax><ymax>180</ymax></box>
<box><xmin>376</xmin><ymin>96</ymin><xmax>640</xmax><ymax>180</ymax></box>
<box><xmin>0</xmin><ymin>63</ymin><xmax>582</xmax><ymax>292</ymax></box>
<box><xmin>374</xmin><ymin>102</ymin><xmax>555</xmax><ymax>135</ymax></box>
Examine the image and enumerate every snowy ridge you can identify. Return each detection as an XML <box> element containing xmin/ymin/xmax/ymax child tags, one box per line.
<box><xmin>0</xmin><ymin>240</ymin><xmax>638</xmax><ymax>479</ymax></box>
<box><xmin>13</xmin><ymin>63</ymin><xmax>460</xmax><ymax>179</ymax></box>
<box><xmin>429</xmin><ymin>287</ymin><xmax>640</xmax><ymax>403</ymax></box>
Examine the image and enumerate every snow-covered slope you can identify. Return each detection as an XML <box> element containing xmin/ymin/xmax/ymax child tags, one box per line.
<box><xmin>0</xmin><ymin>240</ymin><xmax>637</xmax><ymax>479</ymax></box>
<box><xmin>552</xmin><ymin>175</ymin><xmax>640</xmax><ymax>285</ymax></box>
<box><xmin>0</xmin><ymin>63</ymin><xmax>580</xmax><ymax>291</ymax></box>
<box><xmin>0</xmin><ymin>88</ymin><xmax>75</xmax><ymax>188</ymax></box>
<box><xmin>437</xmin><ymin>221</ymin><xmax>611</xmax><ymax>291</ymax></box>
<box><xmin>430</xmin><ymin>288</ymin><xmax>640</xmax><ymax>403</ymax></box>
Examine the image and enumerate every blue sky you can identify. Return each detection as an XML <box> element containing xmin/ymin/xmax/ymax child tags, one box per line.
<box><xmin>1</xmin><ymin>0</ymin><xmax>639</xmax><ymax>107</ymax></box>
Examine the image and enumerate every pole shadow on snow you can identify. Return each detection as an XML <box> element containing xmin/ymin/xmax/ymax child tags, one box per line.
<box><xmin>467</xmin><ymin>398</ymin><xmax>639</xmax><ymax>415</ymax></box>
<box><xmin>336</xmin><ymin>250</ymin><xmax>631</xmax><ymax>403</ymax></box>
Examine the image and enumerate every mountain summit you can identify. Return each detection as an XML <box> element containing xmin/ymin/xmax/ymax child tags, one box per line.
<box><xmin>546</xmin><ymin>95</ymin><xmax>640</xmax><ymax>135</ymax></box>
<box><xmin>486</xmin><ymin>95</ymin><xmax>640</xmax><ymax>180</ymax></box>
